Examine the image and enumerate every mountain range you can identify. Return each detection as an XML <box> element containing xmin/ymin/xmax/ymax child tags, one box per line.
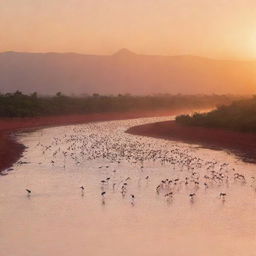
<box><xmin>0</xmin><ymin>49</ymin><xmax>255</xmax><ymax>95</ymax></box>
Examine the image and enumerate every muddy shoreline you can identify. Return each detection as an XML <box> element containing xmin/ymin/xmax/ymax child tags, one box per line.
<box><xmin>126</xmin><ymin>120</ymin><xmax>256</xmax><ymax>163</ymax></box>
<box><xmin>0</xmin><ymin>109</ymin><xmax>194</xmax><ymax>173</ymax></box>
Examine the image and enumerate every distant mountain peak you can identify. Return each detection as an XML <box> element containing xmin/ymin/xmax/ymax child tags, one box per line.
<box><xmin>113</xmin><ymin>48</ymin><xmax>136</xmax><ymax>56</ymax></box>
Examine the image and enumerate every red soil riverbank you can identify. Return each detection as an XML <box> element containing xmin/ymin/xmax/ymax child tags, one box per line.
<box><xmin>127</xmin><ymin>120</ymin><xmax>256</xmax><ymax>163</ymax></box>
<box><xmin>0</xmin><ymin>109</ymin><xmax>193</xmax><ymax>173</ymax></box>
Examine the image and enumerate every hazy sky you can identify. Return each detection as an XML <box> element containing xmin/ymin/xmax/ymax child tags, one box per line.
<box><xmin>1</xmin><ymin>0</ymin><xmax>256</xmax><ymax>59</ymax></box>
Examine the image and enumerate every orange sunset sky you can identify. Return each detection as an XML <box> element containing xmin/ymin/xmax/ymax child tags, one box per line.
<box><xmin>1</xmin><ymin>0</ymin><xmax>256</xmax><ymax>60</ymax></box>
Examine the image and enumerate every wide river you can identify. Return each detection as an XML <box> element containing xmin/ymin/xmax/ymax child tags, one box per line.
<box><xmin>0</xmin><ymin>116</ymin><xmax>255</xmax><ymax>256</ymax></box>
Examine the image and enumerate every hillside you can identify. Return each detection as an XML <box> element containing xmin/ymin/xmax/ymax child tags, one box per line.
<box><xmin>0</xmin><ymin>49</ymin><xmax>256</xmax><ymax>95</ymax></box>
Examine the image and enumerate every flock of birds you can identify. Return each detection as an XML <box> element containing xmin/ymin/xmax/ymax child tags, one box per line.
<box><xmin>22</xmin><ymin>118</ymin><xmax>256</xmax><ymax>207</ymax></box>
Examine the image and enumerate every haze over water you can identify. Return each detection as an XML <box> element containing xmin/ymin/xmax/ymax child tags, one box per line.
<box><xmin>0</xmin><ymin>116</ymin><xmax>255</xmax><ymax>256</ymax></box>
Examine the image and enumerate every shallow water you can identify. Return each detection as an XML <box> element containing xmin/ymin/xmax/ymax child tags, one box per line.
<box><xmin>0</xmin><ymin>116</ymin><xmax>255</xmax><ymax>256</ymax></box>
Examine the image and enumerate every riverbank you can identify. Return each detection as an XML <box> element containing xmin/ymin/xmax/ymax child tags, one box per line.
<box><xmin>126</xmin><ymin>120</ymin><xmax>256</xmax><ymax>163</ymax></box>
<box><xmin>0</xmin><ymin>109</ymin><xmax>196</xmax><ymax>173</ymax></box>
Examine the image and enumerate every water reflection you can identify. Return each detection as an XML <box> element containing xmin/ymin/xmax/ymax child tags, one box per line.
<box><xmin>0</xmin><ymin>116</ymin><xmax>255</xmax><ymax>256</ymax></box>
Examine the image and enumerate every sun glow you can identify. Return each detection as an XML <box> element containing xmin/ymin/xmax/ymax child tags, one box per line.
<box><xmin>247</xmin><ymin>32</ymin><xmax>256</xmax><ymax>59</ymax></box>
<box><xmin>1</xmin><ymin>1</ymin><xmax>256</xmax><ymax>60</ymax></box>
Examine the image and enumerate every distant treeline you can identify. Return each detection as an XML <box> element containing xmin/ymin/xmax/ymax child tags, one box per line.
<box><xmin>176</xmin><ymin>96</ymin><xmax>256</xmax><ymax>132</ymax></box>
<box><xmin>0</xmin><ymin>91</ymin><xmax>243</xmax><ymax>117</ymax></box>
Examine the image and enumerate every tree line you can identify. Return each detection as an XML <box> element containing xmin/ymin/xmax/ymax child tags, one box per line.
<box><xmin>176</xmin><ymin>96</ymin><xmax>256</xmax><ymax>132</ymax></box>
<box><xmin>0</xmin><ymin>91</ymin><xmax>242</xmax><ymax>118</ymax></box>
